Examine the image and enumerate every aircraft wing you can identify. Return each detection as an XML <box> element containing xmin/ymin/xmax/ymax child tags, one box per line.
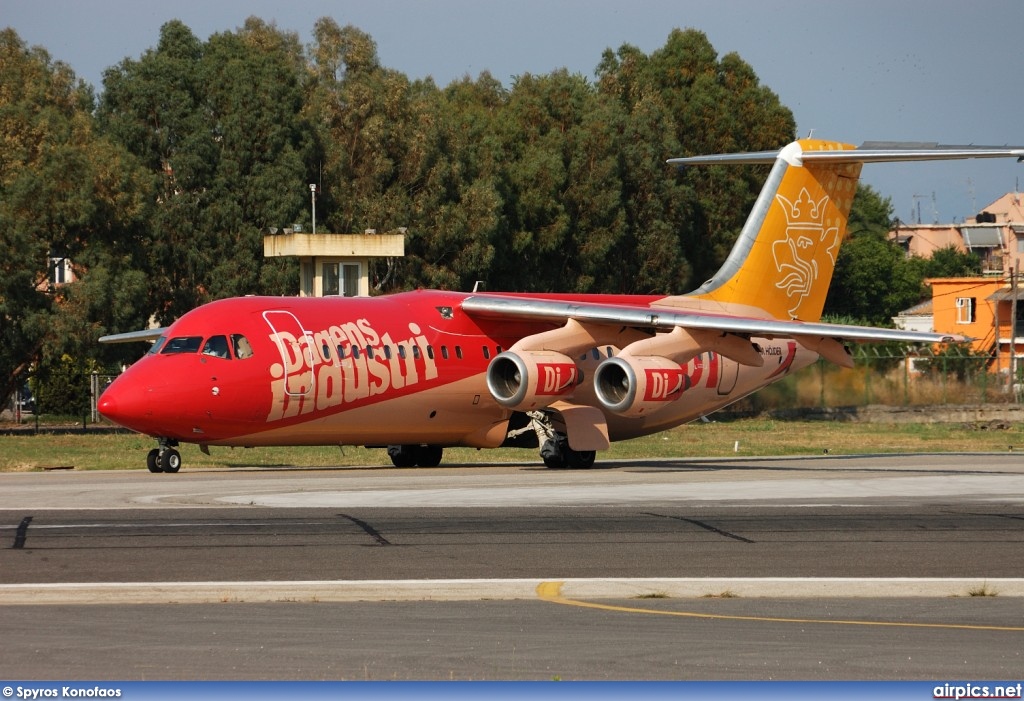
<box><xmin>461</xmin><ymin>294</ymin><xmax>965</xmax><ymax>345</ymax></box>
<box><xmin>98</xmin><ymin>328</ymin><xmax>167</xmax><ymax>344</ymax></box>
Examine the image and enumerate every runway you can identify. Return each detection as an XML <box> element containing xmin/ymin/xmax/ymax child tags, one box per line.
<box><xmin>2</xmin><ymin>453</ymin><xmax>1024</xmax><ymax>679</ymax></box>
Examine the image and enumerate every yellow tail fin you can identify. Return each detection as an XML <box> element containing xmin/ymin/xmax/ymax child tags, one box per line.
<box><xmin>683</xmin><ymin>139</ymin><xmax>861</xmax><ymax>321</ymax></box>
<box><xmin>671</xmin><ymin>139</ymin><xmax>1024</xmax><ymax>322</ymax></box>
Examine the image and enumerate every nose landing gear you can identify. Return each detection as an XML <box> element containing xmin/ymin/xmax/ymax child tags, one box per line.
<box><xmin>146</xmin><ymin>439</ymin><xmax>181</xmax><ymax>473</ymax></box>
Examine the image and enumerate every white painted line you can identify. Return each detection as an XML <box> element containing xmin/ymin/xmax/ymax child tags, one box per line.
<box><xmin>0</xmin><ymin>577</ymin><xmax>1021</xmax><ymax>605</ymax></box>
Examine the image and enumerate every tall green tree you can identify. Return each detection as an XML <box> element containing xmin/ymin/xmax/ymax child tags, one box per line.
<box><xmin>493</xmin><ymin>70</ymin><xmax>625</xmax><ymax>292</ymax></box>
<box><xmin>0</xmin><ymin>29</ymin><xmax>148</xmax><ymax>401</ymax></box>
<box><xmin>824</xmin><ymin>184</ymin><xmax>927</xmax><ymax>324</ymax></box>
<box><xmin>396</xmin><ymin>73</ymin><xmax>506</xmax><ymax>291</ymax></box>
<box><xmin>98</xmin><ymin>19</ymin><xmax>313</xmax><ymax>324</ymax></box>
<box><xmin>597</xmin><ymin>29</ymin><xmax>796</xmax><ymax>289</ymax></box>
<box><xmin>613</xmin><ymin>93</ymin><xmax>690</xmax><ymax>293</ymax></box>
<box><xmin>307</xmin><ymin>19</ymin><xmax>420</xmax><ymax>236</ymax></box>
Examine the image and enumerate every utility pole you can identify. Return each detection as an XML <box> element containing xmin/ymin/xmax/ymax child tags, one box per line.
<box><xmin>309</xmin><ymin>184</ymin><xmax>318</xmax><ymax>235</ymax></box>
<box><xmin>1012</xmin><ymin>267</ymin><xmax>1019</xmax><ymax>402</ymax></box>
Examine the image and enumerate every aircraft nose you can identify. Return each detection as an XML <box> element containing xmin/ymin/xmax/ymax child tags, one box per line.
<box><xmin>96</xmin><ymin>392</ymin><xmax>118</xmax><ymax>420</ymax></box>
<box><xmin>97</xmin><ymin>375</ymin><xmax>153</xmax><ymax>432</ymax></box>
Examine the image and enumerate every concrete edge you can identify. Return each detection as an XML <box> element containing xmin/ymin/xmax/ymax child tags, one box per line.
<box><xmin>0</xmin><ymin>578</ymin><xmax>1021</xmax><ymax>605</ymax></box>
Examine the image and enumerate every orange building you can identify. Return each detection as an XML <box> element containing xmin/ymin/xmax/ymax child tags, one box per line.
<box><xmin>927</xmin><ymin>277</ymin><xmax>1024</xmax><ymax>378</ymax></box>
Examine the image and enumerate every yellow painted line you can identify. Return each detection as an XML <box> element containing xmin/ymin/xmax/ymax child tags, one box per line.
<box><xmin>535</xmin><ymin>581</ymin><xmax>1024</xmax><ymax>632</ymax></box>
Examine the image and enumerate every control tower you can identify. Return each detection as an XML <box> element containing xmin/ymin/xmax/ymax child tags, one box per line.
<box><xmin>263</xmin><ymin>229</ymin><xmax>405</xmax><ymax>297</ymax></box>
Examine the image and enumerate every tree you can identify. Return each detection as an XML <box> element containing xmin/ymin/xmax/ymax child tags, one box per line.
<box><xmin>0</xmin><ymin>29</ymin><xmax>148</xmax><ymax>401</ymax></box>
<box><xmin>597</xmin><ymin>29</ymin><xmax>796</xmax><ymax>289</ymax></box>
<box><xmin>395</xmin><ymin>73</ymin><xmax>505</xmax><ymax>291</ymax></box>
<box><xmin>921</xmin><ymin>245</ymin><xmax>982</xmax><ymax>278</ymax></box>
<box><xmin>492</xmin><ymin>70</ymin><xmax>625</xmax><ymax>292</ymax></box>
<box><xmin>98</xmin><ymin>19</ymin><xmax>313</xmax><ymax>324</ymax></box>
<box><xmin>824</xmin><ymin>186</ymin><xmax>985</xmax><ymax>326</ymax></box>
<box><xmin>824</xmin><ymin>185</ymin><xmax>927</xmax><ymax>324</ymax></box>
<box><xmin>307</xmin><ymin>20</ymin><xmax>420</xmax><ymax>236</ymax></box>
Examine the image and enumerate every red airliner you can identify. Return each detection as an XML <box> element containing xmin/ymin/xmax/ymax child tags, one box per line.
<box><xmin>99</xmin><ymin>138</ymin><xmax>1022</xmax><ymax>472</ymax></box>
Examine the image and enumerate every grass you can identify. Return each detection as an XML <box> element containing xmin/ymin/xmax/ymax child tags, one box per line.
<box><xmin>1</xmin><ymin>416</ymin><xmax>1022</xmax><ymax>472</ymax></box>
<box><xmin>966</xmin><ymin>582</ymin><xmax>999</xmax><ymax>597</ymax></box>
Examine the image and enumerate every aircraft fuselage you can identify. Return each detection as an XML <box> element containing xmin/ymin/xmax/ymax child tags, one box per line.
<box><xmin>98</xmin><ymin>290</ymin><xmax>814</xmax><ymax>450</ymax></box>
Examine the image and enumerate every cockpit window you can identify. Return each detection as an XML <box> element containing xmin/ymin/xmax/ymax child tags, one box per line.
<box><xmin>148</xmin><ymin>337</ymin><xmax>168</xmax><ymax>355</ymax></box>
<box><xmin>202</xmin><ymin>335</ymin><xmax>230</xmax><ymax>359</ymax></box>
<box><xmin>160</xmin><ymin>336</ymin><xmax>203</xmax><ymax>354</ymax></box>
<box><xmin>232</xmin><ymin>334</ymin><xmax>253</xmax><ymax>359</ymax></box>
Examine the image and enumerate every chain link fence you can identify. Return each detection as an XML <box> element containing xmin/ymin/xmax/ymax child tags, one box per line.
<box><xmin>742</xmin><ymin>346</ymin><xmax>1015</xmax><ymax>414</ymax></box>
<box><xmin>1</xmin><ymin>373</ymin><xmax>119</xmax><ymax>429</ymax></box>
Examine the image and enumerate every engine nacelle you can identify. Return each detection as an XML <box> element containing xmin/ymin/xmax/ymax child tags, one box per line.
<box><xmin>593</xmin><ymin>355</ymin><xmax>687</xmax><ymax>417</ymax></box>
<box><xmin>486</xmin><ymin>350</ymin><xmax>580</xmax><ymax>410</ymax></box>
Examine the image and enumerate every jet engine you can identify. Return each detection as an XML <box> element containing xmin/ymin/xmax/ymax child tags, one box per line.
<box><xmin>593</xmin><ymin>355</ymin><xmax>687</xmax><ymax>417</ymax></box>
<box><xmin>486</xmin><ymin>350</ymin><xmax>580</xmax><ymax>410</ymax></box>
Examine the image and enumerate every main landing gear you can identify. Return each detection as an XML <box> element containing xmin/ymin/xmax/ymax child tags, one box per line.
<box><xmin>509</xmin><ymin>411</ymin><xmax>597</xmax><ymax>469</ymax></box>
<box><xmin>387</xmin><ymin>444</ymin><xmax>444</xmax><ymax>468</ymax></box>
<box><xmin>146</xmin><ymin>439</ymin><xmax>181</xmax><ymax>473</ymax></box>
<box><xmin>539</xmin><ymin>432</ymin><xmax>596</xmax><ymax>470</ymax></box>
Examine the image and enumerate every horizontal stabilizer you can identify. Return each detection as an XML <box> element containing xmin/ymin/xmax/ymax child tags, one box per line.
<box><xmin>668</xmin><ymin>142</ymin><xmax>1024</xmax><ymax>167</ymax></box>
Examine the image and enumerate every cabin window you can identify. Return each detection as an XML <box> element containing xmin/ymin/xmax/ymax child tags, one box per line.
<box><xmin>482</xmin><ymin>346</ymin><xmax>490</xmax><ymax>360</ymax></box>
<box><xmin>441</xmin><ymin>346</ymin><xmax>449</xmax><ymax>360</ymax></box>
<box><xmin>321</xmin><ymin>343</ymin><xmax>332</xmax><ymax>361</ymax></box>
<box><xmin>202</xmin><ymin>335</ymin><xmax>230</xmax><ymax>359</ymax></box>
<box><xmin>232</xmin><ymin>334</ymin><xmax>253</xmax><ymax>359</ymax></box>
<box><xmin>336</xmin><ymin>344</ymin><xmax>346</xmax><ymax>360</ymax></box>
<box><xmin>426</xmin><ymin>345</ymin><xmax>434</xmax><ymax>360</ymax></box>
<box><xmin>161</xmin><ymin>336</ymin><xmax>203</xmax><ymax>354</ymax></box>
<box><xmin>455</xmin><ymin>346</ymin><xmax>463</xmax><ymax>360</ymax></box>
<box><xmin>383</xmin><ymin>346</ymin><xmax>393</xmax><ymax>360</ymax></box>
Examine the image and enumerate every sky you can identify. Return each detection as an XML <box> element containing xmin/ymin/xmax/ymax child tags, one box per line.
<box><xmin>5</xmin><ymin>0</ymin><xmax>1024</xmax><ymax>225</ymax></box>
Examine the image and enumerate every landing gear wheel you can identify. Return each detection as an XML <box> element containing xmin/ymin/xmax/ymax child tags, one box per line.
<box><xmin>146</xmin><ymin>449</ymin><xmax>161</xmax><ymax>473</ymax></box>
<box><xmin>541</xmin><ymin>435</ymin><xmax>568</xmax><ymax>469</ymax></box>
<box><xmin>388</xmin><ymin>444</ymin><xmax>444</xmax><ymax>467</ymax></box>
<box><xmin>541</xmin><ymin>434</ymin><xmax>595</xmax><ymax>469</ymax></box>
<box><xmin>387</xmin><ymin>445</ymin><xmax>416</xmax><ymax>467</ymax></box>
<box><xmin>567</xmin><ymin>450</ymin><xmax>596</xmax><ymax>469</ymax></box>
<box><xmin>414</xmin><ymin>445</ymin><xmax>443</xmax><ymax>467</ymax></box>
<box><xmin>159</xmin><ymin>448</ymin><xmax>181</xmax><ymax>473</ymax></box>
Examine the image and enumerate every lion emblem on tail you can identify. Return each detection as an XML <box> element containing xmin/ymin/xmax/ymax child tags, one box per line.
<box><xmin>772</xmin><ymin>188</ymin><xmax>839</xmax><ymax>318</ymax></box>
